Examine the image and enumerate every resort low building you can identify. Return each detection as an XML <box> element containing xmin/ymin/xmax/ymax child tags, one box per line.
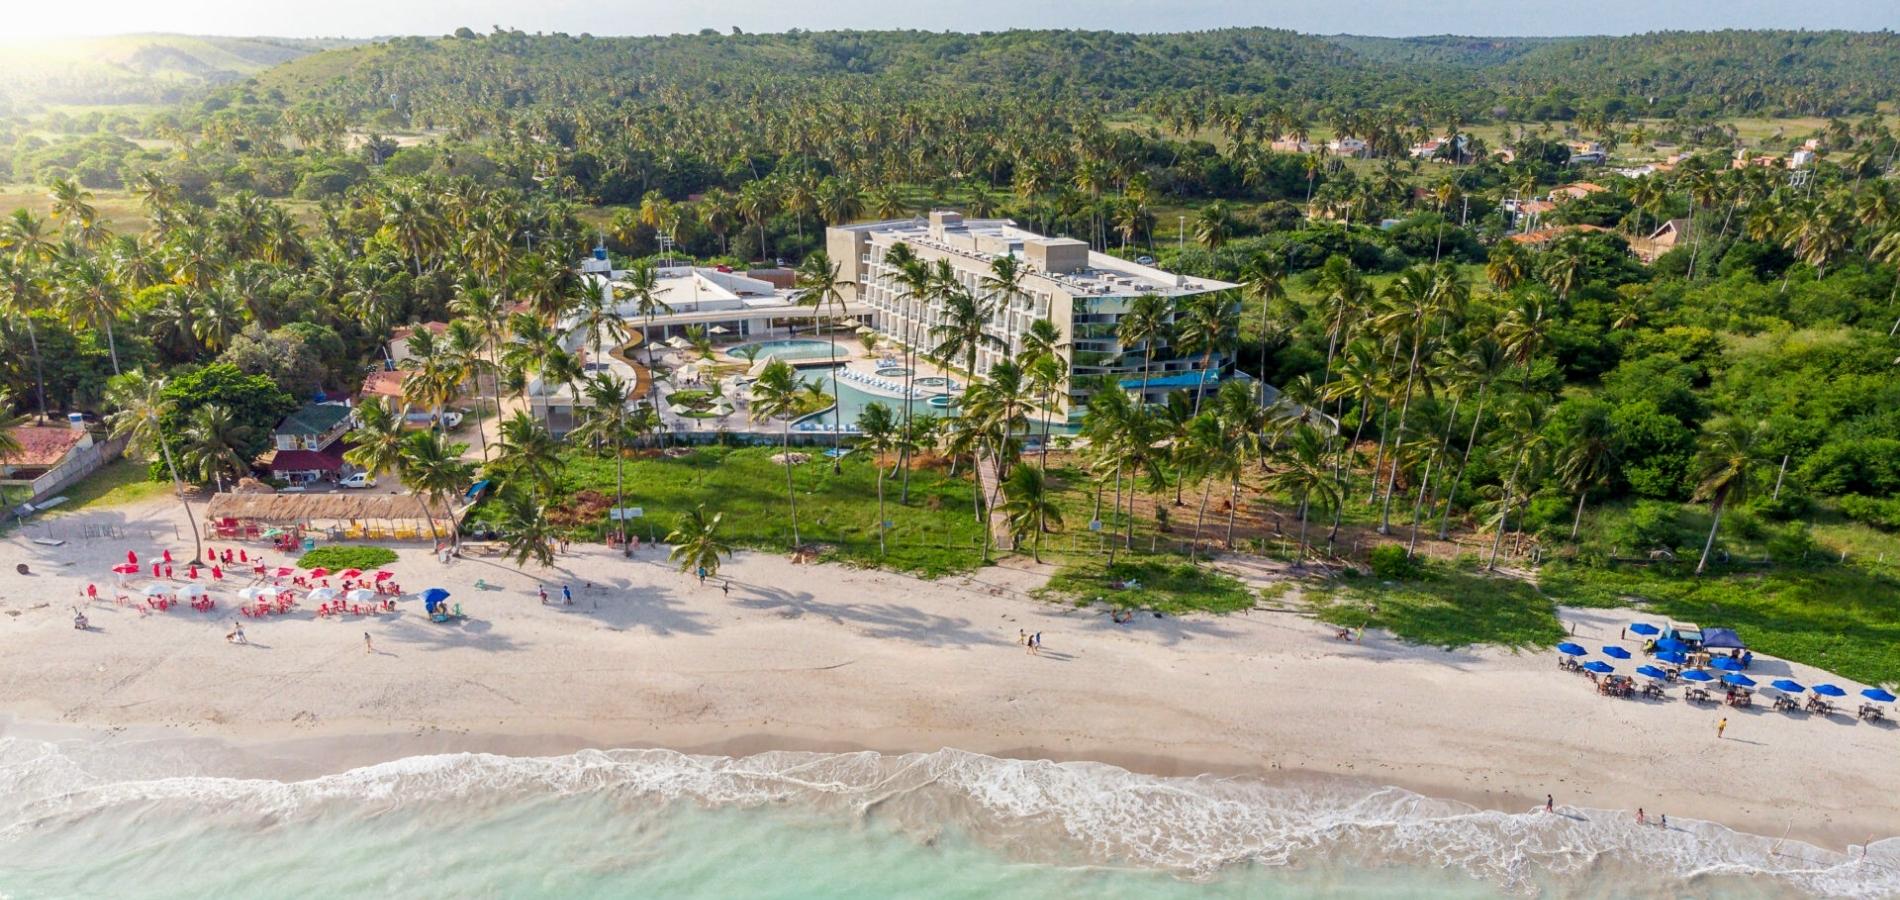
<box><xmin>826</xmin><ymin>211</ymin><xmax>1239</xmax><ymax>417</ymax></box>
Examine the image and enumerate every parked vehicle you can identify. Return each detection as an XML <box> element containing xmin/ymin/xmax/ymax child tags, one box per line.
<box><xmin>339</xmin><ymin>472</ymin><xmax>378</xmax><ymax>489</ymax></box>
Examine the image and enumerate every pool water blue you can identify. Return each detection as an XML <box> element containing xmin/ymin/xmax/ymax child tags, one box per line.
<box><xmin>874</xmin><ymin>366</ymin><xmax>914</xmax><ymax>377</ymax></box>
<box><xmin>793</xmin><ymin>369</ymin><xmax>1074</xmax><ymax>436</ymax></box>
<box><xmin>728</xmin><ymin>339</ymin><xmax>841</xmax><ymax>362</ymax></box>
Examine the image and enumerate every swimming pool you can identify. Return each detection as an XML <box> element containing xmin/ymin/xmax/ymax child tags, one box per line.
<box><xmin>792</xmin><ymin>370</ymin><xmax>956</xmax><ymax>432</ymax></box>
<box><xmin>728</xmin><ymin>340</ymin><xmax>841</xmax><ymax>363</ymax></box>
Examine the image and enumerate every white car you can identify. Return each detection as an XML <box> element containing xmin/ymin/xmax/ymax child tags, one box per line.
<box><xmin>339</xmin><ymin>472</ymin><xmax>378</xmax><ymax>489</ymax></box>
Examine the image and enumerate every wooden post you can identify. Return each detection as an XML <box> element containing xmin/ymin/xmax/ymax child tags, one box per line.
<box><xmin>1772</xmin><ymin>454</ymin><xmax>1789</xmax><ymax>500</ymax></box>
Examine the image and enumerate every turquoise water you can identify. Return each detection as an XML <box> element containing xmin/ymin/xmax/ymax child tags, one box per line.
<box><xmin>730</xmin><ymin>340</ymin><xmax>842</xmax><ymax>362</ymax></box>
<box><xmin>0</xmin><ymin>741</ymin><xmax>1891</xmax><ymax>898</ymax></box>
<box><xmin>793</xmin><ymin>370</ymin><xmax>954</xmax><ymax>432</ymax></box>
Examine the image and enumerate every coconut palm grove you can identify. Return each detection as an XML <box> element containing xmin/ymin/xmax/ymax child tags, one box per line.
<box><xmin>4</xmin><ymin>27</ymin><xmax>1900</xmax><ymax>682</ymax></box>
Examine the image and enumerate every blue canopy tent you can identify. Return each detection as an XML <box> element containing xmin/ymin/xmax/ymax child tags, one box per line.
<box><xmin>1582</xmin><ymin>661</ymin><xmax>1615</xmax><ymax>674</ymax></box>
<box><xmin>1628</xmin><ymin>623</ymin><xmax>1660</xmax><ymax>636</ymax></box>
<box><xmin>421</xmin><ymin>587</ymin><xmax>451</xmax><ymax>614</ymax></box>
<box><xmin>1556</xmin><ymin>642</ymin><xmax>1587</xmax><ymax>656</ymax></box>
<box><xmin>1601</xmin><ymin>646</ymin><xmax>1632</xmax><ymax>660</ymax></box>
<box><xmin>1656</xmin><ymin>650</ymin><xmax>1688</xmax><ymax>665</ymax></box>
<box><xmin>1863</xmin><ymin>688</ymin><xmax>1898</xmax><ymax>703</ymax></box>
<box><xmin>1710</xmin><ymin>656</ymin><xmax>1744</xmax><ymax>672</ymax></box>
<box><xmin>1701</xmin><ymin>627</ymin><xmax>1746</xmax><ymax>650</ymax></box>
<box><xmin>1770</xmin><ymin>679</ymin><xmax>1807</xmax><ymax>693</ymax></box>
<box><xmin>1656</xmin><ymin>638</ymin><xmax>1689</xmax><ymax>653</ymax></box>
<box><xmin>1811</xmin><ymin>684</ymin><xmax>1847</xmax><ymax>697</ymax></box>
<box><xmin>1635</xmin><ymin>665</ymin><xmax>1669</xmax><ymax>680</ymax></box>
<box><xmin>1722</xmin><ymin>673</ymin><xmax>1757</xmax><ymax>688</ymax></box>
<box><xmin>1680</xmin><ymin>670</ymin><xmax>1715</xmax><ymax>683</ymax></box>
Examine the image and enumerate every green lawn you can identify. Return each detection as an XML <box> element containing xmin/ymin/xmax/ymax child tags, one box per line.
<box><xmin>471</xmin><ymin>446</ymin><xmax>988</xmax><ymax>577</ymax></box>
<box><xmin>41</xmin><ymin>458</ymin><xmax>172</xmax><ymax>514</ymax></box>
<box><xmin>1036</xmin><ymin>557</ymin><xmax>1257</xmax><ymax>615</ymax></box>
<box><xmin>1307</xmin><ymin>563</ymin><xmax>1565</xmax><ymax>650</ymax></box>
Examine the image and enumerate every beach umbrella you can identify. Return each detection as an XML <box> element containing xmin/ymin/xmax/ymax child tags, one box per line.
<box><xmin>341</xmin><ymin>569</ymin><xmax>363</xmax><ymax>579</ymax></box>
<box><xmin>275</xmin><ymin>566</ymin><xmax>295</xmax><ymax>577</ymax></box>
<box><xmin>1655</xmin><ymin>650</ymin><xmax>1688</xmax><ymax>665</ymax></box>
<box><xmin>1582</xmin><ymin>661</ymin><xmax>1615</xmax><ymax>674</ymax></box>
<box><xmin>374</xmin><ymin>570</ymin><xmax>394</xmax><ymax>581</ymax></box>
<box><xmin>421</xmin><ymin>587</ymin><xmax>451</xmax><ymax>604</ymax></box>
<box><xmin>1862</xmin><ymin>688</ymin><xmax>1898</xmax><ymax>703</ymax></box>
<box><xmin>1628</xmin><ymin>623</ymin><xmax>1660</xmax><ymax>636</ymax></box>
<box><xmin>1656</xmin><ymin>638</ymin><xmax>1688</xmax><ymax>653</ymax></box>
<box><xmin>178</xmin><ymin>584</ymin><xmax>207</xmax><ymax>598</ymax></box>
<box><xmin>854</xmin><ymin>324</ymin><xmax>876</xmax><ymax>335</ymax></box>
<box><xmin>307</xmin><ymin>567</ymin><xmax>330</xmax><ymax>578</ymax></box>
<box><xmin>1601</xmin><ymin>646</ymin><xmax>1632</xmax><ymax>659</ymax></box>
<box><xmin>345</xmin><ymin>588</ymin><xmax>376</xmax><ymax>603</ymax></box>
<box><xmin>709</xmin><ymin>325</ymin><xmax>729</xmax><ymax>335</ymax></box>
<box><xmin>307</xmin><ymin>587</ymin><xmax>339</xmax><ymax>603</ymax></box>
<box><xmin>1721</xmin><ymin>673</ymin><xmax>1756</xmax><ymax>688</ymax></box>
<box><xmin>238</xmin><ymin>586</ymin><xmax>270</xmax><ymax>602</ymax></box>
<box><xmin>1710</xmin><ymin>657</ymin><xmax>1743</xmax><ymax>672</ymax></box>
<box><xmin>1811</xmin><ymin>684</ymin><xmax>1847</xmax><ymax>697</ymax></box>
<box><xmin>141</xmin><ymin>584</ymin><xmax>172</xmax><ymax>597</ymax></box>
<box><xmin>1556</xmin><ymin>642</ymin><xmax>1587</xmax><ymax>656</ymax></box>
<box><xmin>1770</xmin><ymin>679</ymin><xmax>1806</xmax><ymax>693</ymax></box>
<box><xmin>111</xmin><ymin>563</ymin><xmax>139</xmax><ymax>574</ymax></box>
<box><xmin>1635</xmin><ymin>665</ymin><xmax>1669</xmax><ymax>680</ymax></box>
<box><xmin>1679</xmin><ymin>669</ymin><xmax>1715</xmax><ymax>683</ymax></box>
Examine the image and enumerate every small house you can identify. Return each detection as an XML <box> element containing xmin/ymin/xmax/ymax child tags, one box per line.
<box><xmin>260</xmin><ymin>402</ymin><xmax>354</xmax><ymax>485</ymax></box>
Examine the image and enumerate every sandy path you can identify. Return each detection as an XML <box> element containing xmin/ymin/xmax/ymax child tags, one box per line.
<box><xmin>1</xmin><ymin>496</ymin><xmax>1895</xmax><ymax>849</ymax></box>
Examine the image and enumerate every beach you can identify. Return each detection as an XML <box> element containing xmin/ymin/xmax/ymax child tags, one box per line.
<box><xmin>2</xmin><ymin>497</ymin><xmax>1898</xmax><ymax>894</ymax></box>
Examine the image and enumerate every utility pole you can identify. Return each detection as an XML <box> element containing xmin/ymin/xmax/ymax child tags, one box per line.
<box><xmin>1178</xmin><ymin>214</ymin><xmax>1186</xmax><ymax>255</ymax></box>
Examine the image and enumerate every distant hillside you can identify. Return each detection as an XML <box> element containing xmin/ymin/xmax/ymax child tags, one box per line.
<box><xmin>0</xmin><ymin>34</ymin><xmax>359</xmax><ymax>109</ymax></box>
<box><xmin>1321</xmin><ymin>34</ymin><xmax>1564</xmax><ymax>69</ymax></box>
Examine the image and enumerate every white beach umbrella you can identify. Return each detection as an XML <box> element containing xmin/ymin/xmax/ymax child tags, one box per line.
<box><xmin>708</xmin><ymin>325</ymin><xmax>730</xmax><ymax>335</ymax></box>
<box><xmin>142</xmin><ymin>583</ymin><xmax>172</xmax><ymax>597</ymax></box>
<box><xmin>854</xmin><ymin>324</ymin><xmax>876</xmax><ymax>335</ymax></box>
<box><xmin>178</xmin><ymin>584</ymin><xmax>207</xmax><ymax>598</ymax></box>
<box><xmin>307</xmin><ymin>587</ymin><xmax>339</xmax><ymax>603</ymax></box>
<box><xmin>238</xmin><ymin>586</ymin><xmax>271</xmax><ymax>602</ymax></box>
<box><xmin>345</xmin><ymin>588</ymin><xmax>377</xmax><ymax>603</ymax></box>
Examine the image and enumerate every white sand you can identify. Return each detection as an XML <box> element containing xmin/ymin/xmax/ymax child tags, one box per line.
<box><xmin>2</xmin><ymin>497</ymin><xmax>1896</xmax><ymax>848</ymax></box>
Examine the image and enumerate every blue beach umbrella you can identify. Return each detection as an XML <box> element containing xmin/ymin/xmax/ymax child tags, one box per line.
<box><xmin>1556</xmin><ymin>642</ymin><xmax>1587</xmax><ymax>656</ymax></box>
<box><xmin>1655</xmin><ymin>650</ymin><xmax>1688</xmax><ymax>665</ymax></box>
<box><xmin>1628</xmin><ymin>623</ymin><xmax>1660</xmax><ymax>636</ymax></box>
<box><xmin>1770</xmin><ymin>679</ymin><xmax>1806</xmax><ymax>693</ymax></box>
<box><xmin>1722</xmin><ymin>673</ymin><xmax>1756</xmax><ymax>688</ymax></box>
<box><xmin>1862</xmin><ymin>688</ymin><xmax>1898</xmax><ymax>703</ymax></box>
<box><xmin>1656</xmin><ymin>638</ymin><xmax>1688</xmax><ymax>653</ymax></box>
<box><xmin>1635</xmin><ymin>665</ymin><xmax>1669</xmax><ymax>680</ymax></box>
<box><xmin>421</xmin><ymin>587</ymin><xmax>451</xmax><ymax>604</ymax></box>
<box><xmin>1582</xmin><ymin>661</ymin><xmax>1615</xmax><ymax>674</ymax></box>
<box><xmin>1811</xmin><ymin>684</ymin><xmax>1847</xmax><ymax>697</ymax></box>
<box><xmin>1710</xmin><ymin>656</ymin><xmax>1744</xmax><ymax>672</ymax></box>
<box><xmin>1601</xmin><ymin>646</ymin><xmax>1632</xmax><ymax>659</ymax></box>
<box><xmin>1680</xmin><ymin>669</ymin><xmax>1715</xmax><ymax>683</ymax></box>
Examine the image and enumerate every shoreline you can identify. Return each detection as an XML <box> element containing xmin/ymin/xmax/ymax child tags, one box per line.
<box><xmin>3</xmin><ymin>499</ymin><xmax>1898</xmax><ymax>854</ymax></box>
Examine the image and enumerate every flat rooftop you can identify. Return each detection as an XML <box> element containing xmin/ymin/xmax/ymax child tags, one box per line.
<box><xmin>837</xmin><ymin>216</ymin><xmax>1237</xmax><ymax>296</ymax></box>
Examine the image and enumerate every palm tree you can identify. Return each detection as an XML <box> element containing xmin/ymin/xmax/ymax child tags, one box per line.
<box><xmin>179</xmin><ymin>404</ymin><xmax>252</xmax><ymax>492</ymax></box>
<box><xmin>1175</xmin><ymin>293</ymin><xmax>1239</xmax><ymax>414</ymax></box>
<box><xmin>56</xmin><ymin>256</ymin><xmax>124</xmax><ymax>375</ymax></box>
<box><xmin>667</xmin><ymin>505</ymin><xmax>734</xmax><ymax>583</ymax></box>
<box><xmin>106</xmin><ymin>372</ymin><xmax>203</xmax><ymax>561</ymax></box>
<box><xmin>493</xmin><ymin>411</ymin><xmax>562</xmax><ymax>503</ymax></box>
<box><xmin>1692</xmin><ymin>419</ymin><xmax>1761</xmax><ymax>575</ymax></box>
<box><xmin>1194</xmin><ymin>201</ymin><xmax>1234</xmax><ymax>249</ymax></box>
<box><xmin>1116</xmin><ymin>293</ymin><xmax>1172</xmax><ymax>406</ymax></box>
<box><xmin>1555</xmin><ymin>402</ymin><xmax>1617</xmax><ymax>540</ymax></box>
<box><xmin>571</xmin><ymin>373</ymin><xmax>641</xmax><ymax>547</ymax></box>
<box><xmin>495</xmin><ymin>487</ymin><xmax>558</xmax><ymax>568</ymax></box>
<box><xmin>616</xmin><ymin>262</ymin><xmax>672</xmax><ymax>406</ymax></box>
<box><xmin>928</xmin><ymin>259</ymin><xmax>1004</xmax><ymax>384</ymax></box>
<box><xmin>1240</xmin><ymin>251</ymin><xmax>1287</xmax><ymax>402</ymax></box>
<box><xmin>1</xmin><ymin>257</ymin><xmax>51</xmax><ymax>420</ymax></box>
<box><xmin>1000</xmin><ymin>464</ymin><xmax>1063</xmax><ymax>563</ymax></box>
<box><xmin>400</xmin><ymin>430</ymin><xmax>473</xmax><ymax>547</ymax></box>
<box><xmin>1264</xmin><ymin>423</ymin><xmax>1337</xmax><ymax>564</ymax></box>
<box><xmin>792</xmin><ymin>251</ymin><xmax>854</xmax><ymax>469</ymax></box>
<box><xmin>855</xmin><ymin>402</ymin><xmax>900</xmax><ymax>558</ymax></box>
<box><xmin>748</xmin><ymin>359</ymin><xmax>805</xmax><ymax>548</ymax></box>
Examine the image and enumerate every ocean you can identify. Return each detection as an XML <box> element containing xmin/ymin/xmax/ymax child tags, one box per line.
<box><xmin>0</xmin><ymin>739</ymin><xmax>1890</xmax><ymax>898</ymax></box>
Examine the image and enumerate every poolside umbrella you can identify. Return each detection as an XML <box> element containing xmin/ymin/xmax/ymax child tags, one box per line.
<box><xmin>1582</xmin><ymin>661</ymin><xmax>1615</xmax><ymax>674</ymax></box>
<box><xmin>1722</xmin><ymin>673</ymin><xmax>1756</xmax><ymax>688</ymax></box>
<box><xmin>1710</xmin><ymin>656</ymin><xmax>1743</xmax><ymax>672</ymax></box>
<box><xmin>709</xmin><ymin>326</ymin><xmax>729</xmax><ymax>335</ymax></box>
<box><xmin>1656</xmin><ymin>638</ymin><xmax>1689</xmax><ymax>653</ymax></box>
<box><xmin>142</xmin><ymin>584</ymin><xmax>172</xmax><ymax>597</ymax></box>
<box><xmin>1635</xmin><ymin>665</ymin><xmax>1669</xmax><ymax>680</ymax></box>
<box><xmin>307</xmin><ymin>567</ymin><xmax>330</xmax><ymax>579</ymax></box>
<box><xmin>1628</xmin><ymin>623</ymin><xmax>1660</xmax><ymax>636</ymax></box>
<box><xmin>1556</xmin><ymin>642</ymin><xmax>1587</xmax><ymax>656</ymax></box>
<box><xmin>854</xmin><ymin>324</ymin><xmax>875</xmax><ymax>335</ymax></box>
<box><xmin>374</xmin><ymin>571</ymin><xmax>394</xmax><ymax>581</ymax></box>
<box><xmin>1770</xmin><ymin>679</ymin><xmax>1807</xmax><ymax>693</ymax></box>
<box><xmin>178</xmin><ymin>584</ymin><xmax>207</xmax><ymax>598</ymax></box>
<box><xmin>1679</xmin><ymin>670</ymin><xmax>1715</xmax><ymax>683</ymax></box>
<box><xmin>1656</xmin><ymin>650</ymin><xmax>1688</xmax><ymax>665</ymax></box>
<box><xmin>345</xmin><ymin>588</ymin><xmax>376</xmax><ymax>603</ymax></box>
<box><xmin>1601</xmin><ymin>646</ymin><xmax>1632</xmax><ymax>659</ymax></box>
<box><xmin>306</xmin><ymin>587</ymin><xmax>339</xmax><ymax>603</ymax></box>
<box><xmin>1811</xmin><ymin>684</ymin><xmax>1847</xmax><ymax>697</ymax></box>
<box><xmin>1862</xmin><ymin>688</ymin><xmax>1899</xmax><ymax>703</ymax></box>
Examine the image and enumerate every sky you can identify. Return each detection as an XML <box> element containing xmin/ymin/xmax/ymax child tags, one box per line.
<box><xmin>3</xmin><ymin>0</ymin><xmax>1897</xmax><ymax>39</ymax></box>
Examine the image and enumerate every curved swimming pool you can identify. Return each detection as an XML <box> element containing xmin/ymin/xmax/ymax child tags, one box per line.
<box><xmin>728</xmin><ymin>340</ymin><xmax>840</xmax><ymax>362</ymax></box>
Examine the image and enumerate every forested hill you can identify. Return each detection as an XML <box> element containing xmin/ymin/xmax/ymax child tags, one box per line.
<box><xmin>0</xmin><ymin>35</ymin><xmax>356</xmax><ymax>109</ymax></box>
<box><xmin>240</xmin><ymin>27</ymin><xmax>1900</xmax><ymax>123</ymax></box>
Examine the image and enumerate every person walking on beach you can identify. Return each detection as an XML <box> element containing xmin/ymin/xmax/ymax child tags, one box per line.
<box><xmin>363</xmin><ymin>632</ymin><xmax>373</xmax><ymax>654</ymax></box>
<box><xmin>1636</xmin><ymin>808</ymin><xmax>1645</xmax><ymax>825</ymax></box>
<box><xmin>1030</xmin><ymin>632</ymin><xmax>1042</xmax><ymax>656</ymax></box>
<box><xmin>561</xmin><ymin>584</ymin><xmax>572</xmax><ymax>605</ymax></box>
<box><xmin>1716</xmin><ymin>717</ymin><xmax>1728</xmax><ymax>739</ymax></box>
<box><xmin>1659</xmin><ymin>813</ymin><xmax>1666</xmax><ymax>829</ymax></box>
<box><xmin>1545</xmin><ymin>794</ymin><xmax>1554</xmax><ymax>813</ymax></box>
<box><xmin>539</xmin><ymin>586</ymin><xmax>549</xmax><ymax>605</ymax></box>
<box><xmin>722</xmin><ymin>580</ymin><xmax>730</xmax><ymax>597</ymax></box>
<box><xmin>227</xmin><ymin>621</ymin><xmax>246</xmax><ymax>645</ymax></box>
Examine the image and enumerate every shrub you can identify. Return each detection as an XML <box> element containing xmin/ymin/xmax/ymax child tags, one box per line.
<box><xmin>1367</xmin><ymin>544</ymin><xmax>1424</xmax><ymax>580</ymax></box>
<box><xmin>1604</xmin><ymin>500</ymin><xmax>1695</xmax><ymax>555</ymax></box>
<box><xmin>297</xmin><ymin>546</ymin><xmax>400</xmax><ymax>570</ymax></box>
<box><xmin>1837</xmin><ymin>494</ymin><xmax>1900</xmax><ymax>531</ymax></box>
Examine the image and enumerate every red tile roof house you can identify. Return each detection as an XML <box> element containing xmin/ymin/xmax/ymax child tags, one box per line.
<box><xmin>255</xmin><ymin>402</ymin><xmax>356</xmax><ymax>485</ymax></box>
<box><xmin>0</xmin><ymin>425</ymin><xmax>93</xmax><ymax>480</ymax></box>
